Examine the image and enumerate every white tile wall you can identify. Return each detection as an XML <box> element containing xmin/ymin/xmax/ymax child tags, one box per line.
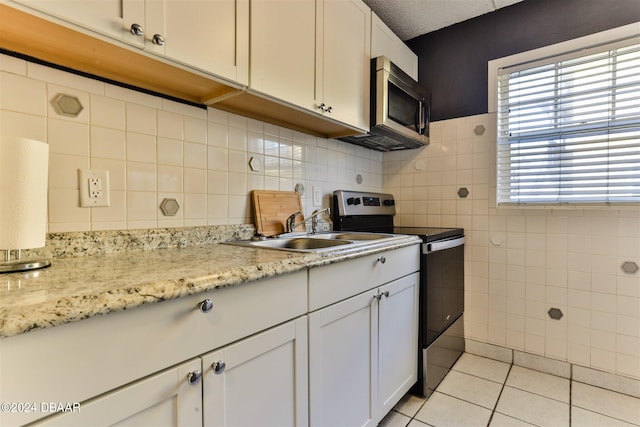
<box><xmin>383</xmin><ymin>114</ymin><xmax>640</xmax><ymax>381</ymax></box>
<box><xmin>0</xmin><ymin>52</ymin><xmax>383</xmax><ymax>232</ymax></box>
<box><xmin>2</xmin><ymin>51</ymin><xmax>637</xmax><ymax>382</ymax></box>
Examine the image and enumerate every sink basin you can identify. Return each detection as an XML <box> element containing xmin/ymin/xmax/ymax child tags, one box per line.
<box><xmin>310</xmin><ymin>232</ymin><xmax>395</xmax><ymax>241</ymax></box>
<box><xmin>225</xmin><ymin>237</ymin><xmax>353</xmax><ymax>252</ymax></box>
<box><xmin>223</xmin><ymin>231</ymin><xmax>406</xmax><ymax>253</ymax></box>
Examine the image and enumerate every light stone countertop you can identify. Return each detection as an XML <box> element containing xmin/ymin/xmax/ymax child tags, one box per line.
<box><xmin>0</xmin><ymin>236</ymin><xmax>420</xmax><ymax>338</ymax></box>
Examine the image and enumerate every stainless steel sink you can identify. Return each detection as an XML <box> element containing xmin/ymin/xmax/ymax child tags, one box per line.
<box><xmin>309</xmin><ymin>232</ymin><xmax>396</xmax><ymax>241</ymax></box>
<box><xmin>223</xmin><ymin>231</ymin><xmax>406</xmax><ymax>253</ymax></box>
<box><xmin>240</xmin><ymin>237</ymin><xmax>352</xmax><ymax>251</ymax></box>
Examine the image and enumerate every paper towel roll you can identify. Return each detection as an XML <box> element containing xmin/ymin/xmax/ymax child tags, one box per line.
<box><xmin>0</xmin><ymin>137</ymin><xmax>49</xmax><ymax>250</ymax></box>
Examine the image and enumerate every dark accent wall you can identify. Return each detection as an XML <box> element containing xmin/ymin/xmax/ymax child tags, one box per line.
<box><xmin>407</xmin><ymin>0</ymin><xmax>640</xmax><ymax>121</ymax></box>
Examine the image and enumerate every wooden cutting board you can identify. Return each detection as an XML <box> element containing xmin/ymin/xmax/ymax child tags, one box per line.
<box><xmin>251</xmin><ymin>190</ymin><xmax>305</xmax><ymax>236</ymax></box>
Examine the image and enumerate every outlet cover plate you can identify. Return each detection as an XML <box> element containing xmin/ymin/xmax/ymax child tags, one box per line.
<box><xmin>79</xmin><ymin>169</ymin><xmax>110</xmax><ymax>207</ymax></box>
<box><xmin>313</xmin><ymin>186</ymin><xmax>322</xmax><ymax>207</ymax></box>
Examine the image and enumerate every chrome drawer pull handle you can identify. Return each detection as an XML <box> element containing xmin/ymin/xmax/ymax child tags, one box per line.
<box><xmin>152</xmin><ymin>34</ymin><xmax>165</xmax><ymax>46</ymax></box>
<box><xmin>199</xmin><ymin>299</ymin><xmax>213</xmax><ymax>313</ymax></box>
<box><xmin>130</xmin><ymin>23</ymin><xmax>144</xmax><ymax>36</ymax></box>
<box><xmin>377</xmin><ymin>256</ymin><xmax>386</xmax><ymax>264</ymax></box>
<box><xmin>212</xmin><ymin>360</ymin><xmax>226</xmax><ymax>374</ymax></box>
<box><xmin>187</xmin><ymin>370</ymin><xmax>202</xmax><ymax>385</ymax></box>
<box><xmin>318</xmin><ymin>103</ymin><xmax>333</xmax><ymax>113</ymax></box>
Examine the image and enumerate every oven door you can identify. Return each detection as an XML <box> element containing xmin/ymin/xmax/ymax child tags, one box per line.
<box><xmin>423</xmin><ymin>236</ymin><xmax>465</xmax><ymax>346</ymax></box>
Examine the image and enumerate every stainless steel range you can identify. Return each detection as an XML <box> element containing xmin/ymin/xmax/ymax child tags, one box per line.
<box><xmin>332</xmin><ymin>190</ymin><xmax>465</xmax><ymax>397</ymax></box>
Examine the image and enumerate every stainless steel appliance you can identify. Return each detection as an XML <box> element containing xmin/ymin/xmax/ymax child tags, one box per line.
<box><xmin>338</xmin><ymin>56</ymin><xmax>430</xmax><ymax>151</ymax></box>
<box><xmin>332</xmin><ymin>190</ymin><xmax>465</xmax><ymax>396</ymax></box>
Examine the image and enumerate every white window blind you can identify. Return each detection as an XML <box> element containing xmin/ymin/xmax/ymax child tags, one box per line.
<box><xmin>497</xmin><ymin>39</ymin><xmax>640</xmax><ymax>205</ymax></box>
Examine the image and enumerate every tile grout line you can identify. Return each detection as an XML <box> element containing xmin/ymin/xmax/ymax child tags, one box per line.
<box><xmin>392</xmin><ymin>352</ymin><xmax>640</xmax><ymax>427</ymax></box>
<box><xmin>451</xmin><ymin>364</ymin><xmax>512</xmax><ymax>386</ymax></box>
<box><xmin>406</xmin><ymin>393</ymin><xmax>429</xmax><ymax>427</ymax></box>
<box><xmin>569</xmin><ymin>363</ymin><xmax>573</xmax><ymax>427</ymax></box>
<box><xmin>485</xmin><ymin>362</ymin><xmax>514</xmax><ymax>426</ymax></box>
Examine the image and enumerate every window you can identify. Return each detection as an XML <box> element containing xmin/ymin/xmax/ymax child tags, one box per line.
<box><xmin>493</xmin><ymin>33</ymin><xmax>640</xmax><ymax>205</ymax></box>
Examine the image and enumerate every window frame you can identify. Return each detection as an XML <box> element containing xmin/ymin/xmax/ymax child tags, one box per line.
<box><xmin>488</xmin><ymin>22</ymin><xmax>640</xmax><ymax>206</ymax></box>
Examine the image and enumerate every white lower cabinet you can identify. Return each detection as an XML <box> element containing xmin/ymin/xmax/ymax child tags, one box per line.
<box><xmin>202</xmin><ymin>316</ymin><xmax>308</xmax><ymax>427</ymax></box>
<box><xmin>377</xmin><ymin>274</ymin><xmax>420</xmax><ymax>417</ymax></box>
<box><xmin>34</xmin><ymin>317</ymin><xmax>309</xmax><ymax>427</ymax></box>
<box><xmin>309</xmin><ymin>289</ymin><xmax>377</xmax><ymax>427</ymax></box>
<box><xmin>2</xmin><ymin>247</ymin><xmax>419</xmax><ymax>427</ymax></box>
<box><xmin>309</xmin><ymin>272</ymin><xmax>419</xmax><ymax>427</ymax></box>
<box><xmin>33</xmin><ymin>358</ymin><xmax>203</xmax><ymax>427</ymax></box>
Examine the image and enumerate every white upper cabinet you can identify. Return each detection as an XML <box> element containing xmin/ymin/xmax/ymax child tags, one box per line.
<box><xmin>250</xmin><ymin>0</ymin><xmax>370</xmax><ymax>131</ymax></box>
<box><xmin>10</xmin><ymin>0</ymin><xmax>125</xmax><ymax>40</ymax></box>
<box><xmin>370</xmin><ymin>12</ymin><xmax>418</xmax><ymax>80</ymax></box>
<box><xmin>124</xmin><ymin>0</ymin><xmax>249</xmax><ymax>84</ymax></box>
<box><xmin>319</xmin><ymin>0</ymin><xmax>370</xmax><ymax>131</ymax></box>
<box><xmin>10</xmin><ymin>0</ymin><xmax>249</xmax><ymax>84</ymax></box>
<box><xmin>250</xmin><ymin>0</ymin><xmax>316</xmax><ymax>108</ymax></box>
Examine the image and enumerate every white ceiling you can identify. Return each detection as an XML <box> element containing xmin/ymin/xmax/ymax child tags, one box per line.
<box><xmin>363</xmin><ymin>0</ymin><xmax>524</xmax><ymax>41</ymax></box>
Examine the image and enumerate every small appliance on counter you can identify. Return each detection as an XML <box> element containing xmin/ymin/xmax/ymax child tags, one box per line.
<box><xmin>332</xmin><ymin>190</ymin><xmax>465</xmax><ymax>397</ymax></box>
<box><xmin>338</xmin><ymin>56</ymin><xmax>430</xmax><ymax>151</ymax></box>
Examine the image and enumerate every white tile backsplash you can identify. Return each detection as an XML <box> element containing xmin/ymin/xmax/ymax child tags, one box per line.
<box><xmin>0</xmin><ymin>52</ymin><xmax>381</xmax><ymax>233</ymax></box>
<box><xmin>48</xmin><ymin>119</ymin><xmax>89</xmax><ymax>156</ymax></box>
<box><xmin>90</xmin><ymin>127</ymin><xmax>125</xmax><ymax>160</ymax></box>
<box><xmin>90</xmin><ymin>94</ymin><xmax>125</xmax><ymax>129</ymax></box>
<box><xmin>383</xmin><ymin>114</ymin><xmax>640</xmax><ymax>381</ymax></box>
<box><xmin>1</xmin><ymin>72</ymin><xmax>47</xmax><ymax>116</ymax></box>
<box><xmin>126</xmin><ymin>103</ymin><xmax>156</xmax><ymax>135</ymax></box>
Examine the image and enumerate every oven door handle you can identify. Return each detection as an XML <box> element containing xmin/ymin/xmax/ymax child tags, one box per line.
<box><xmin>423</xmin><ymin>236</ymin><xmax>465</xmax><ymax>254</ymax></box>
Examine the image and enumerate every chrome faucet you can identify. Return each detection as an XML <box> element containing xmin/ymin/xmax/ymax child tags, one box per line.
<box><xmin>285</xmin><ymin>208</ymin><xmax>330</xmax><ymax>234</ymax></box>
<box><xmin>285</xmin><ymin>211</ymin><xmax>301</xmax><ymax>234</ymax></box>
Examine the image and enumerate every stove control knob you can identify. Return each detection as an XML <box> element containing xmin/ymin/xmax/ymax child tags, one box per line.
<box><xmin>353</xmin><ymin>198</ymin><xmax>361</xmax><ymax>205</ymax></box>
<box><xmin>383</xmin><ymin>199</ymin><xmax>395</xmax><ymax>206</ymax></box>
<box><xmin>347</xmin><ymin>197</ymin><xmax>355</xmax><ymax>205</ymax></box>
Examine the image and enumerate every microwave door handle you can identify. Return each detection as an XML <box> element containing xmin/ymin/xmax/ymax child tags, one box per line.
<box><xmin>415</xmin><ymin>101</ymin><xmax>423</xmax><ymax>134</ymax></box>
<box><xmin>416</xmin><ymin>100</ymin><xmax>426</xmax><ymax>134</ymax></box>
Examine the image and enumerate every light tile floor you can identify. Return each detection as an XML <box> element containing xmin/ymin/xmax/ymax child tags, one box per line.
<box><xmin>381</xmin><ymin>353</ymin><xmax>640</xmax><ymax>427</ymax></box>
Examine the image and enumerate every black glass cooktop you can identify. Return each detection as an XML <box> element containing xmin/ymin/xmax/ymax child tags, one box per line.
<box><xmin>393</xmin><ymin>226</ymin><xmax>464</xmax><ymax>242</ymax></box>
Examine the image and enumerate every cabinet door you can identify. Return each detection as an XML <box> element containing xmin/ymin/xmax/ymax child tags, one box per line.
<box><xmin>10</xmin><ymin>0</ymin><xmax>124</xmax><ymax>40</ymax></box>
<box><xmin>122</xmin><ymin>0</ymin><xmax>249</xmax><ymax>83</ymax></box>
<box><xmin>33</xmin><ymin>359</ymin><xmax>203</xmax><ymax>427</ymax></box>
<box><xmin>318</xmin><ymin>0</ymin><xmax>370</xmax><ymax>130</ymax></box>
<box><xmin>370</xmin><ymin>12</ymin><xmax>418</xmax><ymax>80</ymax></box>
<box><xmin>202</xmin><ymin>317</ymin><xmax>308</xmax><ymax>427</ymax></box>
<box><xmin>377</xmin><ymin>273</ymin><xmax>419</xmax><ymax>422</ymax></box>
<box><xmin>122</xmin><ymin>0</ymin><xmax>151</xmax><ymax>48</ymax></box>
<box><xmin>163</xmin><ymin>0</ymin><xmax>249</xmax><ymax>83</ymax></box>
<box><xmin>250</xmin><ymin>0</ymin><xmax>316</xmax><ymax>108</ymax></box>
<box><xmin>309</xmin><ymin>290</ymin><xmax>377</xmax><ymax>427</ymax></box>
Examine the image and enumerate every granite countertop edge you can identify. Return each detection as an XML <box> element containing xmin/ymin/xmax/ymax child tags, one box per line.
<box><xmin>0</xmin><ymin>236</ymin><xmax>421</xmax><ymax>339</ymax></box>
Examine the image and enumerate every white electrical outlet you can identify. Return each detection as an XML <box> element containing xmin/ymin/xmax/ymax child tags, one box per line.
<box><xmin>89</xmin><ymin>177</ymin><xmax>103</xmax><ymax>198</ymax></box>
<box><xmin>79</xmin><ymin>169</ymin><xmax>110</xmax><ymax>207</ymax></box>
<box><xmin>313</xmin><ymin>186</ymin><xmax>322</xmax><ymax>207</ymax></box>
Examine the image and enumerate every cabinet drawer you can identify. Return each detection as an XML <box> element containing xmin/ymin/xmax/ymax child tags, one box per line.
<box><xmin>31</xmin><ymin>358</ymin><xmax>203</xmax><ymax>427</ymax></box>
<box><xmin>308</xmin><ymin>245</ymin><xmax>419</xmax><ymax>311</ymax></box>
<box><xmin>0</xmin><ymin>270</ymin><xmax>306</xmax><ymax>427</ymax></box>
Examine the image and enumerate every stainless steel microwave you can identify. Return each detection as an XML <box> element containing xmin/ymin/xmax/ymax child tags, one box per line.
<box><xmin>339</xmin><ymin>56</ymin><xmax>430</xmax><ymax>151</ymax></box>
